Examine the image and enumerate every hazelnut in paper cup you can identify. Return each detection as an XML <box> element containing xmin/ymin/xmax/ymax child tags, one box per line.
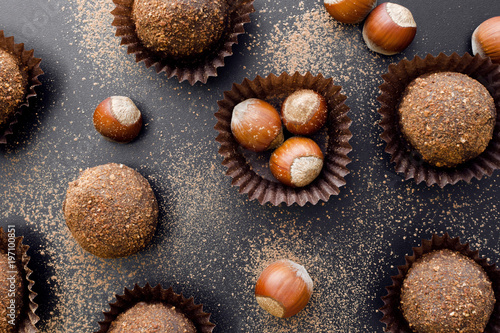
<box><xmin>0</xmin><ymin>31</ymin><xmax>43</xmax><ymax>144</ymax></box>
<box><xmin>0</xmin><ymin>227</ymin><xmax>39</xmax><ymax>332</ymax></box>
<box><xmin>378</xmin><ymin>52</ymin><xmax>500</xmax><ymax>187</ymax></box>
<box><xmin>96</xmin><ymin>283</ymin><xmax>215</xmax><ymax>333</ymax></box>
<box><xmin>380</xmin><ymin>233</ymin><xmax>500</xmax><ymax>333</ymax></box>
<box><xmin>214</xmin><ymin>71</ymin><xmax>352</xmax><ymax>206</ymax></box>
<box><xmin>111</xmin><ymin>0</ymin><xmax>255</xmax><ymax>85</ymax></box>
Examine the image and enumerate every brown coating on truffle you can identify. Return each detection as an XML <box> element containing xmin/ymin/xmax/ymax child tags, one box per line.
<box><xmin>400</xmin><ymin>249</ymin><xmax>495</xmax><ymax>333</ymax></box>
<box><xmin>63</xmin><ymin>163</ymin><xmax>158</xmax><ymax>258</ymax></box>
<box><xmin>132</xmin><ymin>0</ymin><xmax>228</xmax><ymax>60</ymax></box>
<box><xmin>0</xmin><ymin>253</ymin><xmax>24</xmax><ymax>332</ymax></box>
<box><xmin>0</xmin><ymin>49</ymin><xmax>27</xmax><ymax>128</ymax></box>
<box><xmin>108</xmin><ymin>302</ymin><xmax>196</xmax><ymax>333</ymax></box>
<box><xmin>398</xmin><ymin>72</ymin><xmax>496</xmax><ymax>168</ymax></box>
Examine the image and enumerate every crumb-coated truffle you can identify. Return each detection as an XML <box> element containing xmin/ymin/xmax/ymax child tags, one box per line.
<box><xmin>0</xmin><ymin>49</ymin><xmax>27</xmax><ymax>128</ymax></box>
<box><xmin>108</xmin><ymin>302</ymin><xmax>196</xmax><ymax>333</ymax></box>
<box><xmin>400</xmin><ymin>249</ymin><xmax>495</xmax><ymax>333</ymax></box>
<box><xmin>0</xmin><ymin>253</ymin><xmax>24</xmax><ymax>332</ymax></box>
<box><xmin>63</xmin><ymin>163</ymin><xmax>158</xmax><ymax>258</ymax></box>
<box><xmin>132</xmin><ymin>0</ymin><xmax>228</xmax><ymax>59</ymax></box>
<box><xmin>398</xmin><ymin>72</ymin><xmax>496</xmax><ymax>168</ymax></box>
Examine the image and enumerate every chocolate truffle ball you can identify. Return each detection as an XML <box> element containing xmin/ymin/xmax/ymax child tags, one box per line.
<box><xmin>63</xmin><ymin>163</ymin><xmax>158</xmax><ymax>258</ymax></box>
<box><xmin>0</xmin><ymin>253</ymin><xmax>24</xmax><ymax>332</ymax></box>
<box><xmin>398</xmin><ymin>72</ymin><xmax>496</xmax><ymax>168</ymax></box>
<box><xmin>108</xmin><ymin>302</ymin><xmax>196</xmax><ymax>333</ymax></box>
<box><xmin>400</xmin><ymin>249</ymin><xmax>495</xmax><ymax>333</ymax></box>
<box><xmin>132</xmin><ymin>0</ymin><xmax>228</xmax><ymax>59</ymax></box>
<box><xmin>0</xmin><ymin>49</ymin><xmax>27</xmax><ymax>128</ymax></box>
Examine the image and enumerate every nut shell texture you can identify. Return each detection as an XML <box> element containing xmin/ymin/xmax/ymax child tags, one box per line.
<box><xmin>281</xmin><ymin>89</ymin><xmax>327</xmax><ymax>135</ymax></box>
<box><xmin>324</xmin><ymin>0</ymin><xmax>377</xmax><ymax>24</ymax></box>
<box><xmin>270</xmin><ymin>137</ymin><xmax>324</xmax><ymax>187</ymax></box>
<box><xmin>255</xmin><ymin>259</ymin><xmax>313</xmax><ymax>318</ymax></box>
<box><xmin>362</xmin><ymin>2</ymin><xmax>416</xmax><ymax>55</ymax></box>
<box><xmin>231</xmin><ymin>98</ymin><xmax>283</xmax><ymax>152</ymax></box>
<box><xmin>401</xmin><ymin>249</ymin><xmax>495</xmax><ymax>333</ymax></box>
<box><xmin>93</xmin><ymin>96</ymin><xmax>143</xmax><ymax>143</ymax></box>
<box><xmin>63</xmin><ymin>163</ymin><xmax>158</xmax><ymax>258</ymax></box>
<box><xmin>398</xmin><ymin>72</ymin><xmax>496</xmax><ymax>168</ymax></box>
<box><xmin>132</xmin><ymin>0</ymin><xmax>227</xmax><ymax>59</ymax></box>
<box><xmin>472</xmin><ymin>16</ymin><xmax>500</xmax><ymax>65</ymax></box>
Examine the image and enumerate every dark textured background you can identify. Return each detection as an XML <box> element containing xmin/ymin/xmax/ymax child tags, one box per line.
<box><xmin>1</xmin><ymin>0</ymin><xmax>500</xmax><ymax>331</ymax></box>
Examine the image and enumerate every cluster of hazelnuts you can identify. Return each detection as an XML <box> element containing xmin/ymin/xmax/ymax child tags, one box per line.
<box><xmin>324</xmin><ymin>0</ymin><xmax>417</xmax><ymax>55</ymax></box>
<box><xmin>231</xmin><ymin>89</ymin><xmax>329</xmax><ymax>188</ymax></box>
<box><xmin>324</xmin><ymin>1</ymin><xmax>500</xmax><ymax>63</ymax></box>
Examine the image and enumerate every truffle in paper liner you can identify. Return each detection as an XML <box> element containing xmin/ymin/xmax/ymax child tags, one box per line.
<box><xmin>96</xmin><ymin>283</ymin><xmax>215</xmax><ymax>333</ymax></box>
<box><xmin>0</xmin><ymin>31</ymin><xmax>43</xmax><ymax>144</ymax></box>
<box><xmin>380</xmin><ymin>233</ymin><xmax>500</xmax><ymax>333</ymax></box>
<box><xmin>215</xmin><ymin>71</ymin><xmax>352</xmax><ymax>206</ymax></box>
<box><xmin>111</xmin><ymin>0</ymin><xmax>254</xmax><ymax>85</ymax></box>
<box><xmin>0</xmin><ymin>227</ymin><xmax>38</xmax><ymax>332</ymax></box>
<box><xmin>378</xmin><ymin>52</ymin><xmax>500</xmax><ymax>187</ymax></box>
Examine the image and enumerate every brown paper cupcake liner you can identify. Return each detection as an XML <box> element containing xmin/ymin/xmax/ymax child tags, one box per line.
<box><xmin>378</xmin><ymin>52</ymin><xmax>500</xmax><ymax>187</ymax></box>
<box><xmin>380</xmin><ymin>233</ymin><xmax>500</xmax><ymax>333</ymax></box>
<box><xmin>0</xmin><ymin>227</ymin><xmax>39</xmax><ymax>332</ymax></box>
<box><xmin>0</xmin><ymin>31</ymin><xmax>43</xmax><ymax>144</ymax></box>
<box><xmin>96</xmin><ymin>283</ymin><xmax>215</xmax><ymax>333</ymax></box>
<box><xmin>111</xmin><ymin>0</ymin><xmax>255</xmax><ymax>85</ymax></box>
<box><xmin>215</xmin><ymin>71</ymin><xmax>352</xmax><ymax>206</ymax></box>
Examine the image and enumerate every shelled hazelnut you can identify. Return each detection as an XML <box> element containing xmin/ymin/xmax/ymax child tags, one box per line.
<box><xmin>93</xmin><ymin>96</ymin><xmax>143</xmax><ymax>143</ymax></box>
<box><xmin>255</xmin><ymin>259</ymin><xmax>313</xmax><ymax>318</ymax></box>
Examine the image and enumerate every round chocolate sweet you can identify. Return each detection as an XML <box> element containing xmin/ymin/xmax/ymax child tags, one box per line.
<box><xmin>0</xmin><ymin>49</ymin><xmax>27</xmax><ymax>128</ymax></box>
<box><xmin>398</xmin><ymin>72</ymin><xmax>496</xmax><ymax>168</ymax></box>
<box><xmin>0</xmin><ymin>253</ymin><xmax>24</xmax><ymax>332</ymax></box>
<box><xmin>400</xmin><ymin>249</ymin><xmax>495</xmax><ymax>333</ymax></box>
<box><xmin>132</xmin><ymin>0</ymin><xmax>228</xmax><ymax>59</ymax></box>
<box><xmin>63</xmin><ymin>163</ymin><xmax>158</xmax><ymax>258</ymax></box>
<box><xmin>108</xmin><ymin>302</ymin><xmax>196</xmax><ymax>333</ymax></box>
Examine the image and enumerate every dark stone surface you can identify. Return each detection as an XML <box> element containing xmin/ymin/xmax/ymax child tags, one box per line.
<box><xmin>0</xmin><ymin>0</ymin><xmax>499</xmax><ymax>331</ymax></box>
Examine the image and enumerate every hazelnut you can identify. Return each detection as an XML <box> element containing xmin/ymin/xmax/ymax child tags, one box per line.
<box><xmin>231</xmin><ymin>98</ymin><xmax>284</xmax><ymax>152</ymax></box>
<box><xmin>324</xmin><ymin>0</ymin><xmax>377</xmax><ymax>24</ymax></box>
<box><xmin>255</xmin><ymin>259</ymin><xmax>313</xmax><ymax>318</ymax></box>
<box><xmin>472</xmin><ymin>16</ymin><xmax>500</xmax><ymax>65</ymax></box>
<box><xmin>362</xmin><ymin>3</ymin><xmax>416</xmax><ymax>55</ymax></box>
<box><xmin>269</xmin><ymin>137</ymin><xmax>324</xmax><ymax>187</ymax></box>
<box><xmin>281</xmin><ymin>89</ymin><xmax>328</xmax><ymax>136</ymax></box>
<box><xmin>93</xmin><ymin>96</ymin><xmax>143</xmax><ymax>143</ymax></box>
